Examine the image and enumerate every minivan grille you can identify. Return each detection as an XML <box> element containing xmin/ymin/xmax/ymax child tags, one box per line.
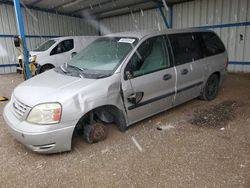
<box><xmin>12</xmin><ymin>97</ymin><xmax>29</xmax><ymax>120</ymax></box>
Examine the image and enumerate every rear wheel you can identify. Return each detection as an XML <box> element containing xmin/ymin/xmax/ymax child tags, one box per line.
<box><xmin>200</xmin><ymin>74</ymin><xmax>219</xmax><ymax>101</ymax></box>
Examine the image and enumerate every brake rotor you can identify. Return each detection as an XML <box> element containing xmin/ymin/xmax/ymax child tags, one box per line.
<box><xmin>84</xmin><ymin>123</ymin><xmax>107</xmax><ymax>144</ymax></box>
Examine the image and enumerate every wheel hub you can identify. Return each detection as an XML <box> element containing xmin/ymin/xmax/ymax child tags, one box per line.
<box><xmin>91</xmin><ymin>123</ymin><xmax>107</xmax><ymax>142</ymax></box>
<box><xmin>84</xmin><ymin>123</ymin><xmax>107</xmax><ymax>144</ymax></box>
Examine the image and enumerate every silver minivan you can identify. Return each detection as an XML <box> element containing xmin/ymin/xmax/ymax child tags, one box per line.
<box><xmin>3</xmin><ymin>29</ymin><xmax>228</xmax><ymax>153</ymax></box>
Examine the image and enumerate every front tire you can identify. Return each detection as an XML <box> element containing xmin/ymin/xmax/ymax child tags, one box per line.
<box><xmin>200</xmin><ymin>74</ymin><xmax>219</xmax><ymax>101</ymax></box>
<box><xmin>39</xmin><ymin>64</ymin><xmax>54</xmax><ymax>73</ymax></box>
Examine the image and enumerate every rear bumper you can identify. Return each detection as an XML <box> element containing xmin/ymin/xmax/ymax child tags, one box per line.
<box><xmin>3</xmin><ymin>102</ymin><xmax>75</xmax><ymax>154</ymax></box>
<box><xmin>219</xmin><ymin>69</ymin><xmax>227</xmax><ymax>86</ymax></box>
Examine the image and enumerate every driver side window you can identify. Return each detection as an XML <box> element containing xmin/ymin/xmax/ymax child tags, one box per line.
<box><xmin>125</xmin><ymin>36</ymin><xmax>169</xmax><ymax>79</ymax></box>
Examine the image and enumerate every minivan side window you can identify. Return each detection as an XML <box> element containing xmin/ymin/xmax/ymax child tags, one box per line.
<box><xmin>125</xmin><ymin>36</ymin><xmax>170</xmax><ymax>79</ymax></box>
<box><xmin>50</xmin><ymin>39</ymin><xmax>74</xmax><ymax>56</ymax></box>
<box><xmin>199</xmin><ymin>32</ymin><xmax>225</xmax><ymax>57</ymax></box>
<box><xmin>168</xmin><ymin>33</ymin><xmax>203</xmax><ymax>66</ymax></box>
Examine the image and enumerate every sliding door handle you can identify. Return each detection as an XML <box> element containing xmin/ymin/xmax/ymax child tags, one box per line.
<box><xmin>163</xmin><ymin>74</ymin><xmax>172</xmax><ymax>80</ymax></box>
<box><xmin>181</xmin><ymin>69</ymin><xmax>189</xmax><ymax>75</ymax></box>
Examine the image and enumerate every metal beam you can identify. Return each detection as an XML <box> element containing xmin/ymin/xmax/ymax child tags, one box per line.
<box><xmin>0</xmin><ymin>0</ymin><xmax>82</xmax><ymax>19</ymax></box>
<box><xmin>52</xmin><ymin>0</ymin><xmax>80</xmax><ymax>10</ymax></box>
<box><xmin>68</xmin><ymin>0</ymin><xmax>113</xmax><ymax>14</ymax></box>
<box><xmin>169</xmin><ymin>4</ymin><xmax>173</xmax><ymax>28</ymax></box>
<box><xmin>13</xmin><ymin>0</ymin><xmax>31</xmax><ymax>79</ymax></box>
<box><xmin>156</xmin><ymin>0</ymin><xmax>170</xmax><ymax>28</ymax></box>
<box><xmin>90</xmin><ymin>1</ymin><xmax>153</xmax><ymax>16</ymax></box>
<box><xmin>29</xmin><ymin>0</ymin><xmax>43</xmax><ymax>6</ymax></box>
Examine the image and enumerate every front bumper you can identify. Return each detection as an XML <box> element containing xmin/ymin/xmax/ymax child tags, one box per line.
<box><xmin>3</xmin><ymin>102</ymin><xmax>76</xmax><ymax>154</ymax></box>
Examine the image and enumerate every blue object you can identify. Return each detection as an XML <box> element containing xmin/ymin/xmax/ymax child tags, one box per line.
<box><xmin>13</xmin><ymin>0</ymin><xmax>31</xmax><ymax>79</ymax></box>
<box><xmin>193</xmin><ymin>21</ymin><xmax>250</xmax><ymax>29</ymax></box>
<box><xmin>156</xmin><ymin>1</ymin><xmax>170</xmax><ymax>29</ymax></box>
<box><xmin>0</xmin><ymin>34</ymin><xmax>60</xmax><ymax>38</ymax></box>
<box><xmin>169</xmin><ymin>5</ymin><xmax>173</xmax><ymax>28</ymax></box>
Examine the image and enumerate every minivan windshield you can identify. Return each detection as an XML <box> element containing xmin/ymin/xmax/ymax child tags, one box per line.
<box><xmin>67</xmin><ymin>37</ymin><xmax>137</xmax><ymax>74</ymax></box>
<box><xmin>34</xmin><ymin>39</ymin><xmax>57</xmax><ymax>52</ymax></box>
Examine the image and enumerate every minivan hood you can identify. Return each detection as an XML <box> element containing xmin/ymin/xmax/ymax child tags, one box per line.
<box><xmin>13</xmin><ymin>70</ymin><xmax>96</xmax><ymax>107</ymax></box>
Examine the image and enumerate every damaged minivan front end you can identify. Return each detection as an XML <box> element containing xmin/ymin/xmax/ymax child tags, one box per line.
<box><xmin>3</xmin><ymin>29</ymin><xmax>227</xmax><ymax>153</ymax></box>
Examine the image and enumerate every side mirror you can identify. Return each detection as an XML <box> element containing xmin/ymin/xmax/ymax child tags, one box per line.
<box><xmin>14</xmin><ymin>36</ymin><xmax>21</xmax><ymax>47</ymax></box>
<box><xmin>71</xmin><ymin>52</ymin><xmax>77</xmax><ymax>59</ymax></box>
<box><xmin>125</xmin><ymin>71</ymin><xmax>133</xmax><ymax>80</ymax></box>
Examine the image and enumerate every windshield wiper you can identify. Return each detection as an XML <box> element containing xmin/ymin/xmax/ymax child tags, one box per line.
<box><xmin>65</xmin><ymin>64</ymin><xmax>86</xmax><ymax>78</ymax></box>
<box><xmin>97</xmin><ymin>74</ymin><xmax>111</xmax><ymax>79</ymax></box>
<box><xmin>67</xmin><ymin>64</ymin><xmax>85</xmax><ymax>71</ymax></box>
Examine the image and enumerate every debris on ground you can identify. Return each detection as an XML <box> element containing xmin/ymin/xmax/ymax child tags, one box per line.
<box><xmin>131</xmin><ymin>136</ymin><xmax>143</xmax><ymax>152</ymax></box>
<box><xmin>190</xmin><ymin>100</ymin><xmax>240</xmax><ymax>128</ymax></box>
<box><xmin>157</xmin><ymin>124</ymin><xmax>175</xmax><ymax>131</ymax></box>
<box><xmin>0</xmin><ymin>97</ymin><xmax>8</xmax><ymax>101</ymax></box>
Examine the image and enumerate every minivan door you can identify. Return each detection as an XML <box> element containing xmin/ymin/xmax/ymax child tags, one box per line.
<box><xmin>121</xmin><ymin>36</ymin><xmax>176</xmax><ymax>125</ymax></box>
<box><xmin>168</xmin><ymin>33</ymin><xmax>205</xmax><ymax>105</ymax></box>
<box><xmin>50</xmin><ymin>39</ymin><xmax>75</xmax><ymax>66</ymax></box>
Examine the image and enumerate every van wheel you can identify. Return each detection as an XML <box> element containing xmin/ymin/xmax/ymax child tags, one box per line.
<box><xmin>83</xmin><ymin>123</ymin><xmax>107</xmax><ymax>144</ymax></box>
<box><xmin>40</xmin><ymin>64</ymin><xmax>54</xmax><ymax>73</ymax></box>
<box><xmin>200</xmin><ymin>74</ymin><xmax>219</xmax><ymax>101</ymax></box>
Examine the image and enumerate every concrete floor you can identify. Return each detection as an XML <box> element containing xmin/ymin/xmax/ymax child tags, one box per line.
<box><xmin>0</xmin><ymin>73</ymin><xmax>249</xmax><ymax>188</ymax></box>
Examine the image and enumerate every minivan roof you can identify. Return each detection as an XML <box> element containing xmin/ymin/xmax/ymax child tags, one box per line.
<box><xmin>105</xmin><ymin>28</ymin><xmax>212</xmax><ymax>40</ymax></box>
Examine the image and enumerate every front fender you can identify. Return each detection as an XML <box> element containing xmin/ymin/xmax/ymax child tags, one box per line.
<box><xmin>61</xmin><ymin>77</ymin><xmax>128</xmax><ymax>126</ymax></box>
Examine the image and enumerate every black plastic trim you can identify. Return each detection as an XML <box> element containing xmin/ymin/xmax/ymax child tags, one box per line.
<box><xmin>128</xmin><ymin>81</ymin><xmax>203</xmax><ymax>110</ymax></box>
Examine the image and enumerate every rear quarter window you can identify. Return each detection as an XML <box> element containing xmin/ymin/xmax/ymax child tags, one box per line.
<box><xmin>199</xmin><ymin>32</ymin><xmax>226</xmax><ymax>57</ymax></box>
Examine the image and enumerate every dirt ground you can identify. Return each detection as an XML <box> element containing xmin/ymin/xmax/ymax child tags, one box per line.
<box><xmin>0</xmin><ymin>73</ymin><xmax>249</xmax><ymax>188</ymax></box>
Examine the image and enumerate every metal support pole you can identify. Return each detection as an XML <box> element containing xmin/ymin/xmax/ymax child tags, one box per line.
<box><xmin>156</xmin><ymin>1</ymin><xmax>170</xmax><ymax>29</ymax></box>
<box><xmin>13</xmin><ymin>0</ymin><xmax>31</xmax><ymax>79</ymax></box>
<box><xmin>169</xmin><ymin>5</ymin><xmax>173</xmax><ymax>28</ymax></box>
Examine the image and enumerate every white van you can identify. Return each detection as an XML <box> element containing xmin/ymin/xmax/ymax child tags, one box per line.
<box><xmin>17</xmin><ymin>36</ymin><xmax>99</xmax><ymax>74</ymax></box>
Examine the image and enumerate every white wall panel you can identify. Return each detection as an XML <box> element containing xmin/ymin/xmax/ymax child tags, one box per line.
<box><xmin>100</xmin><ymin>8</ymin><xmax>169</xmax><ymax>35</ymax></box>
<box><xmin>172</xmin><ymin>0</ymin><xmax>250</xmax><ymax>72</ymax></box>
<box><xmin>0</xmin><ymin>3</ymin><xmax>98</xmax><ymax>74</ymax></box>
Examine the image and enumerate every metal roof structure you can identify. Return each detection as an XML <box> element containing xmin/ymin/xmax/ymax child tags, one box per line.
<box><xmin>2</xmin><ymin>0</ymin><xmax>192</xmax><ymax>19</ymax></box>
<box><xmin>0</xmin><ymin>0</ymin><xmax>193</xmax><ymax>78</ymax></box>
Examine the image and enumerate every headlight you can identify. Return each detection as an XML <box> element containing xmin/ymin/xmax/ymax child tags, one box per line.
<box><xmin>27</xmin><ymin>103</ymin><xmax>62</xmax><ymax>125</ymax></box>
<box><xmin>29</xmin><ymin>55</ymin><xmax>37</xmax><ymax>63</ymax></box>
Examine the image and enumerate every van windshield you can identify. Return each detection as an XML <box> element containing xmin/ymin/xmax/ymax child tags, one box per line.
<box><xmin>67</xmin><ymin>37</ymin><xmax>137</xmax><ymax>73</ymax></box>
<box><xmin>34</xmin><ymin>39</ymin><xmax>57</xmax><ymax>52</ymax></box>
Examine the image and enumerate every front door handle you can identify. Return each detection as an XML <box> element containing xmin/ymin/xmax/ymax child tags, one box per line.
<box><xmin>163</xmin><ymin>74</ymin><xmax>172</xmax><ymax>80</ymax></box>
<box><xmin>127</xmin><ymin>92</ymin><xmax>144</xmax><ymax>104</ymax></box>
<box><xmin>181</xmin><ymin>69</ymin><xmax>189</xmax><ymax>75</ymax></box>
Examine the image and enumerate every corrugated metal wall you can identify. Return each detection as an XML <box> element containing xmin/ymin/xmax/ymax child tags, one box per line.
<box><xmin>0</xmin><ymin>3</ymin><xmax>98</xmax><ymax>74</ymax></box>
<box><xmin>100</xmin><ymin>8</ymin><xmax>170</xmax><ymax>35</ymax></box>
<box><xmin>1</xmin><ymin>0</ymin><xmax>249</xmax><ymax>73</ymax></box>
<box><xmin>100</xmin><ymin>0</ymin><xmax>250</xmax><ymax>72</ymax></box>
<box><xmin>173</xmin><ymin>0</ymin><xmax>250</xmax><ymax>72</ymax></box>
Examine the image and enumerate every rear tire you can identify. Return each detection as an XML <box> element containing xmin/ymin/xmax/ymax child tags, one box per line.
<box><xmin>200</xmin><ymin>74</ymin><xmax>219</xmax><ymax>101</ymax></box>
